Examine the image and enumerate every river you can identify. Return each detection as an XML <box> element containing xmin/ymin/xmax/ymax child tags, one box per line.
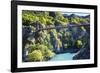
<box><xmin>49</xmin><ymin>53</ymin><xmax>76</xmax><ymax>61</ymax></box>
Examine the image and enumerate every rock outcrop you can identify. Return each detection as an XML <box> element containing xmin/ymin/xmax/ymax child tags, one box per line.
<box><xmin>73</xmin><ymin>45</ymin><xmax>90</xmax><ymax>59</ymax></box>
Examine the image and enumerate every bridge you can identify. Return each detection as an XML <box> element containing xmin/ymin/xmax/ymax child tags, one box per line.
<box><xmin>27</xmin><ymin>23</ymin><xmax>90</xmax><ymax>42</ymax></box>
<box><xmin>35</xmin><ymin>24</ymin><xmax>90</xmax><ymax>32</ymax></box>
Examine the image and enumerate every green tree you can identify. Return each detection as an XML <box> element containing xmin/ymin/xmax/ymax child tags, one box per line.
<box><xmin>28</xmin><ymin>50</ymin><xmax>43</xmax><ymax>61</ymax></box>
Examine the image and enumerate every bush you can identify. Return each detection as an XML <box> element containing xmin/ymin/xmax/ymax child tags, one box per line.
<box><xmin>45</xmin><ymin>50</ymin><xmax>55</xmax><ymax>59</ymax></box>
<box><xmin>22</xmin><ymin>13</ymin><xmax>39</xmax><ymax>25</ymax></box>
<box><xmin>76</xmin><ymin>40</ymin><xmax>83</xmax><ymax>48</ymax></box>
<box><xmin>28</xmin><ymin>44</ymin><xmax>55</xmax><ymax>61</ymax></box>
<box><xmin>28</xmin><ymin>50</ymin><xmax>43</xmax><ymax>61</ymax></box>
<box><xmin>64</xmin><ymin>44</ymin><xmax>68</xmax><ymax>48</ymax></box>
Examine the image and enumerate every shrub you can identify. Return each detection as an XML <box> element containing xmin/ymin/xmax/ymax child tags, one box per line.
<box><xmin>28</xmin><ymin>44</ymin><xmax>55</xmax><ymax>61</ymax></box>
<box><xmin>64</xmin><ymin>44</ymin><xmax>68</xmax><ymax>48</ymax></box>
<box><xmin>45</xmin><ymin>50</ymin><xmax>55</xmax><ymax>59</ymax></box>
<box><xmin>76</xmin><ymin>40</ymin><xmax>83</xmax><ymax>48</ymax></box>
<box><xmin>80</xmin><ymin>26</ymin><xmax>86</xmax><ymax>31</ymax></box>
<box><xmin>35</xmin><ymin>44</ymin><xmax>55</xmax><ymax>60</ymax></box>
<box><xmin>28</xmin><ymin>50</ymin><xmax>43</xmax><ymax>61</ymax></box>
<box><xmin>22</xmin><ymin>13</ymin><xmax>39</xmax><ymax>25</ymax></box>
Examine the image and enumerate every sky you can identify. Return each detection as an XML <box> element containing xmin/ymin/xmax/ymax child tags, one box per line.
<box><xmin>62</xmin><ymin>12</ymin><xmax>90</xmax><ymax>16</ymax></box>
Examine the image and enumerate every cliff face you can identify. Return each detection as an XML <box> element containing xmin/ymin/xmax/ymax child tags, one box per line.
<box><xmin>73</xmin><ymin>47</ymin><xmax>90</xmax><ymax>59</ymax></box>
<box><xmin>73</xmin><ymin>29</ymin><xmax>90</xmax><ymax>60</ymax></box>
